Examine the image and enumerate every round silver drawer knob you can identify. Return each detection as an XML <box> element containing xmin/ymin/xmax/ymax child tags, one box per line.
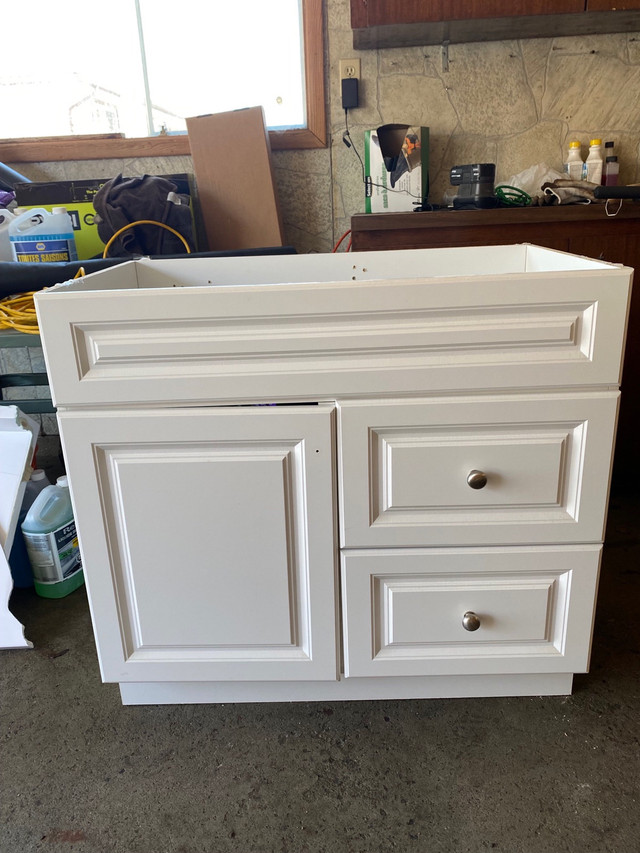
<box><xmin>467</xmin><ymin>469</ymin><xmax>488</xmax><ymax>489</ymax></box>
<box><xmin>462</xmin><ymin>611</ymin><xmax>481</xmax><ymax>632</ymax></box>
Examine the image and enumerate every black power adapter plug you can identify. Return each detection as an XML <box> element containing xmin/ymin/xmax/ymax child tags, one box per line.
<box><xmin>341</xmin><ymin>77</ymin><xmax>359</xmax><ymax>110</ymax></box>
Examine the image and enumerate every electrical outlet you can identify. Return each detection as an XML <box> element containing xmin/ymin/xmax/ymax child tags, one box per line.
<box><xmin>339</xmin><ymin>59</ymin><xmax>360</xmax><ymax>81</ymax></box>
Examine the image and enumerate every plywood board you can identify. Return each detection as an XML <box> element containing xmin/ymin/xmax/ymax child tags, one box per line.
<box><xmin>186</xmin><ymin>107</ymin><xmax>284</xmax><ymax>251</ymax></box>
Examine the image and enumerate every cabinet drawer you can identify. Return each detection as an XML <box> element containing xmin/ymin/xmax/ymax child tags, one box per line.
<box><xmin>338</xmin><ymin>392</ymin><xmax>619</xmax><ymax>547</ymax></box>
<box><xmin>34</xmin><ymin>247</ymin><xmax>630</xmax><ymax>408</ymax></box>
<box><xmin>341</xmin><ymin>546</ymin><xmax>601</xmax><ymax>678</ymax></box>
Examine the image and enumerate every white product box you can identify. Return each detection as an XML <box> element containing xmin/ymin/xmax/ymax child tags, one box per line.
<box><xmin>364</xmin><ymin>126</ymin><xmax>429</xmax><ymax>212</ymax></box>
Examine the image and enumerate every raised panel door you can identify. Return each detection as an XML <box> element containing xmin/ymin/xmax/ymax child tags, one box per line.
<box><xmin>58</xmin><ymin>405</ymin><xmax>338</xmax><ymax>683</ymax></box>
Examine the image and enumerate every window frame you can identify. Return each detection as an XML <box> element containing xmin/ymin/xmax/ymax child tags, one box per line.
<box><xmin>0</xmin><ymin>0</ymin><xmax>326</xmax><ymax>163</ymax></box>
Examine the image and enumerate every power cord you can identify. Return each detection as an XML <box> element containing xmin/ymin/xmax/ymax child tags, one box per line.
<box><xmin>0</xmin><ymin>267</ymin><xmax>85</xmax><ymax>334</ymax></box>
<box><xmin>332</xmin><ymin>229</ymin><xmax>352</xmax><ymax>252</ymax></box>
<box><xmin>342</xmin><ymin>110</ymin><xmax>365</xmax><ymax>175</ymax></box>
<box><xmin>0</xmin><ymin>291</ymin><xmax>39</xmax><ymax>333</ymax></box>
<box><xmin>102</xmin><ymin>219</ymin><xmax>191</xmax><ymax>258</ymax></box>
<box><xmin>494</xmin><ymin>185</ymin><xmax>532</xmax><ymax>207</ymax></box>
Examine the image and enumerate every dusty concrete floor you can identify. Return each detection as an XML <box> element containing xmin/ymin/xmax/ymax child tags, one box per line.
<box><xmin>2</xmin><ymin>494</ymin><xmax>639</xmax><ymax>853</ymax></box>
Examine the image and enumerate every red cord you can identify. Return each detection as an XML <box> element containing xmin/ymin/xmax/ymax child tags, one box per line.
<box><xmin>332</xmin><ymin>229</ymin><xmax>352</xmax><ymax>253</ymax></box>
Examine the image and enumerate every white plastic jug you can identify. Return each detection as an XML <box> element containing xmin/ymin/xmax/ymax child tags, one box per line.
<box><xmin>21</xmin><ymin>475</ymin><xmax>84</xmax><ymax>598</ymax></box>
<box><xmin>0</xmin><ymin>207</ymin><xmax>15</xmax><ymax>261</ymax></box>
<box><xmin>9</xmin><ymin>206</ymin><xmax>78</xmax><ymax>264</ymax></box>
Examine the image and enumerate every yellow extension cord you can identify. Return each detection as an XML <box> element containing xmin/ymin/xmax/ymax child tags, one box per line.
<box><xmin>0</xmin><ymin>291</ymin><xmax>40</xmax><ymax>334</ymax></box>
<box><xmin>1</xmin><ymin>220</ymin><xmax>189</xmax><ymax>335</ymax></box>
<box><xmin>0</xmin><ymin>267</ymin><xmax>85</xmax><ymax>335</ymax></box>
<box><xmin>102</xmin><ymin>219</ymin><xmax>191</xmax><ymax>258</ymax></box>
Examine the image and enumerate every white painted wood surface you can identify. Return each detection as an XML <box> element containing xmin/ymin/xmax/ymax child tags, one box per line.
<box><xmin>34</xmin><ymin>246</ymin><xmax>632</xmax><ymax>703</ymax></box>
<box><xmin>341</xmin><ymin>546</ymin><xmax>601</xmax><ymax>678</ymax></box>
<box><xmin>119</xmin><ymin>672</ymin><xmax>574</xmax><ymax>705</ymax></box>
<box><xmin>35</xmin><ymin>247</ymin><xmax>630</xmax><ymax>409</ymax></box>
<box><xmin>58</xmin><ymin>405</ymin><xmax>338</xmax><ymax>682</ymax></box>
<box><xmin>338</xmin><ymin>392</ymin><xmax>619</xmax><ymax>547</ymax></box>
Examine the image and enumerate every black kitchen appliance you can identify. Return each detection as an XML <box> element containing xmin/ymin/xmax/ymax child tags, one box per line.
<box><xmin>450</xmin><ymin>163</ymin><xmax>497</xmax><ymax>209</ymax></box>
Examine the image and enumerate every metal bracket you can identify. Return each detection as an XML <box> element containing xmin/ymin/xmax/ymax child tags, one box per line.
<box><xmin>442</xmin><ymin>40</ymin><xmax>450</xmax><ymax>72</ymax></box>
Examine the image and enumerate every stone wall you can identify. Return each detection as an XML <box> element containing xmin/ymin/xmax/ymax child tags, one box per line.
<box><xmin>328</xmin><ymin>1</ymin><xmax>640</xmax><ymax>241</ymax></box>
<box><xmin>5</xmin><ymin>0</ymin><xmax>640</xmax><ymax>255</ymax></box>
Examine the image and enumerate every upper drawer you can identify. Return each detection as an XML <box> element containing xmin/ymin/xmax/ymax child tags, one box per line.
<box><xmin>34</xmin><ymin>255</ymin><xmax>630</xmax><ymax>407</ymax></box>
<box><xmin>338</xmin><ymin>392</ymin><xmax>619</xmax><ymax>548</ymax></box>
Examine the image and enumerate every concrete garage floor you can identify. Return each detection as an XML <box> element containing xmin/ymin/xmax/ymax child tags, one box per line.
<box><xmin>2</xmin><ymin>495</ymin><xmax>639</xmax><ymax>853</ymax></box>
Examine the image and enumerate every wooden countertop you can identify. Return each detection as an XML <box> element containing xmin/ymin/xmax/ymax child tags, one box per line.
<box><xmin>351</xmin><ymin>204</ymin><xmax>640</xmax><ymax>251</ymax></box>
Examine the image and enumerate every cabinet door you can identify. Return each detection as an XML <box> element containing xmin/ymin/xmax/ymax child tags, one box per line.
<box><xmin>444</xmin><ymin>1</ymin><xmax>584</xmax><ymax>18</ymax></box>
<box><xmin>58</xmin><ymin>405</ymin><xmax>338</xmax><ymax>683</ymax></box>
<box><xmin>351</xmin><ymin>0</ymin><xmax>583</xmax><ymax>27</ymax></box>
<box><xmin>586</xmin><ymin>0</ymin><xmax>640</xmax><ymax>8</ymax></box>
<box><xmin>351</xmin><ymin>1</ymin><xmax>442</xmax><ymax>28</ymax></box>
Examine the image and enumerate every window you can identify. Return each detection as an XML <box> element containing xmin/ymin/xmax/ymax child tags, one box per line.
<box><xmin>0</xmin><ymin>0</ymin><xmax>325</xmax><ymax>163</ymax></box>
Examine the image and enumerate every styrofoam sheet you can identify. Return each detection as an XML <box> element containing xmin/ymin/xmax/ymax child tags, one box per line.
<box><xmin>0</xmin><ymin>407</ymin><xmax>38</xmax><ymax>650</ymax></box>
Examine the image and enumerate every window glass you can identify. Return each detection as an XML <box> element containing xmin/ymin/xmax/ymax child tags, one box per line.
<box><xmin>1</xmin><ymin>0</ymin><xmax>305</xmax><ymax>139</ymax></box>
<box><xmin>139</xmin><ymin>0</ymin><xmax>305</xmax><ymax>133</ymax></box>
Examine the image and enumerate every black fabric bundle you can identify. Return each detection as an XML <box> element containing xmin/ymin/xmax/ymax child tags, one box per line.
<box><xmin>93</xmin><ymin>174</ymin><xmax>195</xmax><ymax>256</ymax></box>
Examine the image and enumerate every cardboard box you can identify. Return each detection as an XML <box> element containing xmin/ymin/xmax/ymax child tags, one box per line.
<box><xmin>186</xmin><ymin>107</ymin><xmax>284</xmax><ymax>252</ymax></box>
<box><xmin>364</xmin><ymin>126</ymin><xmax>429</xmax><ymax>213</ymax></box>
<box><xmin>14</xmin><ymin>174</ymin><xmax>195</xmax><ymax>260</ymax></box>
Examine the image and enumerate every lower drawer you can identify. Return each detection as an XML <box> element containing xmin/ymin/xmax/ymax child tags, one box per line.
<box><xmin>341</xmin><ymin>546</ymin><xmax>601</xmax><ymax>678</ymax></box>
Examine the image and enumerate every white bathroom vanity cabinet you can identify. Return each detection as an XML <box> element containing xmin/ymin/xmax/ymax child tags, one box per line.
<box><xmin>34</xmin><ymin>245</ymin><xmax>632</xmax><ymax>705</ymax></box>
